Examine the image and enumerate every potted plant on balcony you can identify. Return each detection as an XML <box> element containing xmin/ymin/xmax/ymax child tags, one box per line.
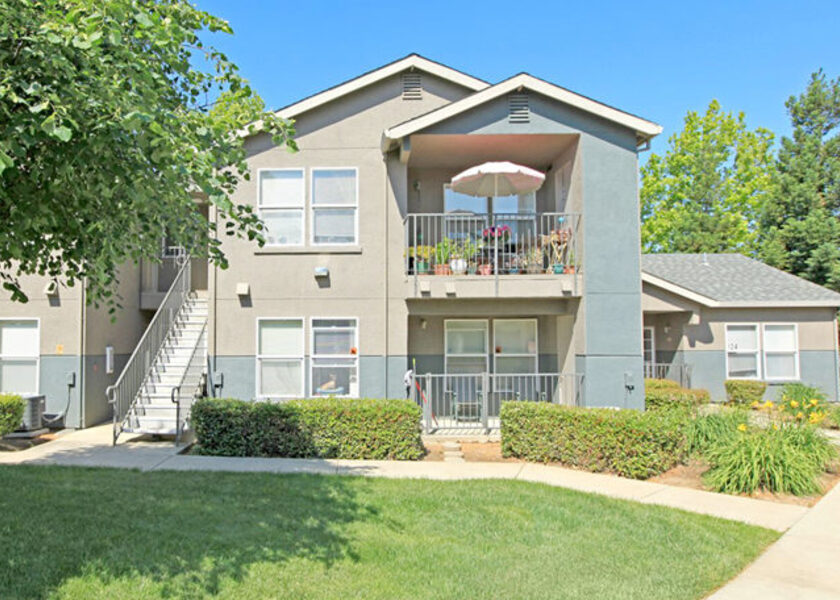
<box><xmin>482</xmin><ymin>225</ymin><xmax>512</xmax><ymax>246</ymax></box>
<box><xmin>478</xmin><ymin>261</ymin><xmax>493</xmax><ymax>275</ymax></box>
<box><xmin>564</xmin><ymin>250</ymin><xmax>577</xmax><ymax>274</ymax></box>
<box><xmin>449</xmin><ymin>244</ymin><xmax>468</xmax><ymax>275</ymax></box>
<box><xmin>433</xmin><ymin>239</ymin><xmax>453</xmax><ymax>275</ymax></box>
<box><xmin>525</xmin><ymin>246</ymin><xmax>543</xmax><ymax>274</ymax></box>
<box><xmin>407</xmin><ymin>245</ymin><xmax>432</xmax><ymax>275</ymax></box>
<box><xmin>458</xmin><ymin>238</ymin><xmax>481</xmax><ymax>275</ymax></box>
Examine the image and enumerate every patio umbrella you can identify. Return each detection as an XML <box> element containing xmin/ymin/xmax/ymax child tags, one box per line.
<box><xmin>450</xmin><ymin>161</ymin><xmax>545</xmax><ymax>199</ymax></box>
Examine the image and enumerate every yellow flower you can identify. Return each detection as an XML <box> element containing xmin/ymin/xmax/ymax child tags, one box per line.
<box><xmin>750</xmin><ymin>400</ymin><xmax>760</xmax><ymax>409</ymax></box>
<box><xmin>737</xmin><ymin>423</ymin><xmax>747</xmax><ymax>432</ymax></box>
<box><xmin>809</xmin><ymin>412</ymin><xmax>824</xmax><ymax>424</ymax></box>
<box><xmin>810</xmin><ymin>398</ymin><xmax>819</xmax><ymax>406</ymax></box>
<box><xmin>764</xmin><ymin>400</ymin><xmax>774</xmax><ymax>409</ymax></box>
<box><xmin>796</xmin><ymin>411</ymin><xmax>804</xmax><ymax>419</ymax></box>
<box><xmin>790</xmin><ymin>400</ymin><xmax>799</xmax><ymax>408</ymax></box>
<box><xmin>772</xmin><ymin>423</ymin><xmax>780</xmax><ymax>430</ymax></box>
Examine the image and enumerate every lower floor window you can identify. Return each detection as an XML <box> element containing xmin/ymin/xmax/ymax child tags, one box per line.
<box><xmin>311</xmin><ymin>319</ymin><xmax>358</xmax><ymax>396</ymax></box>
<box><xmin>257</xmin><ymin>319</ymin><xmax>304</xmax><ymax>398</ymax></box>
<box><xmin>725</xmin><ymin>323</ymin><xmax>799</xmax><ymax>381</ymax></box>
<box><xmin>0</xmin><ymin>320</ymin><xmax>39</xmax><ymax>394</ymax></box>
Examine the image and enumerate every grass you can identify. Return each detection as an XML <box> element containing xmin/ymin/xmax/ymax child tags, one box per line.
<box><xmin>0</xmin><ymin>466</ymin><xmax>778</xmax><ymax>600</ymax></box>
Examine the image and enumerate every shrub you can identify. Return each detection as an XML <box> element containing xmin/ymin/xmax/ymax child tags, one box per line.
<box><xmin>0</xmin><ymin>394</ymin><xmax>24</xmax><ymax>436</ymax></box>
<box><xmin>823</xmin><ymin>404</ymin><xmax>840</xmax><ymax>429</ymax></box>
<box><xmin>725</xmin><ymin>379</ymin><xmax>767</xmax><ymax>405</ymax></box>
<box><xmin>644</xmin><ymin>378</ymin><xmax>681</xmax><ymax>391</ymax></box>
<box><xmin>704</xmin><ymin>424</ymin><xmax>836</xmax><ymax>496</ymax></box>
<box><xmin>686</xmin><ymin>409</ymin><xmax>749</xmax><ymax>456</ymax></box>
<box><xmin>776</xmin><ymin>382</ymin><xmax>828</xmax><ymax>425</ymax></box>
<box><xmin>500</xmin><ymin>402</ymin><xmax>689</xmax><ymax>479</ymax></box>
<box><xmin>192</xmin><ymin>397</ymin><xmax>424</xmax><ymax>460</ymax></box>
<box><xmin>645</xmin><ymin>383</ymin><xmax>710</xmax><ymax>412</ymax></box>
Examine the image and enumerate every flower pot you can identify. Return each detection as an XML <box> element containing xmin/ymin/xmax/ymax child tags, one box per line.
<box><xmin>450</xmin><ymin>258</ymin><xmax>467</xmax><ymax>275</ymax></box>
<box><xmin>416</xmin><ymin>260</ymin><xmax>429</xmax><ymax>275</ymax></box>
<box><xmin>434</xmin><ymin>264</ymin><xmax>452</xmax><ymax>276</ymax></box>
<box><xmin>552</xmin><ymin>263</ymin><xmax>564</xmax><ymax>274</ymax></box>
<box><xmin>564</xmin><ymin>265</ymin><xmax>576</xmax><ymax>274</ymax></box>
<box><xmin>526</xmin><ymin>265</ymin><xmax>542</xmax><ymax>275</ymax></box>
<box><xmin>478</xmin><ymin>264</ymin><xmax>493</xmax><ymax>275</ymax></box>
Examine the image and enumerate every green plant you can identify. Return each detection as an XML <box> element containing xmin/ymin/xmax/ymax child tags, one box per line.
<box><xmin>725</xmin><ymin>379</ymin><xmax>767</xmax><ymax>405</ymax></box>
<box><xmin>407</xmin><ymin>245</ymin><xmax>433</xmax><ymax>262</ymax></box>
<box><xmin>776</xmin><ymin>382</ymin><xmax>828</xmax><ymax>425</ymax></box>
<box><xmin>686</xmin><ymin>409</ymin><xmax>749</xmax><ymax>456</ymax></box>
<box><xmin>192</xmin><ymin>397</ymin><xmax>424</xmax><ymax>460</ymax></box>
<box><xmin>704</xmin><ymin>424</ymin><xmax>836</xmax><ymax>496</ymax></box>
<box><xmin>433</xmin><ymin>239</ymin><xmax>456</xmax><ymax>264</ymax></box>
<box><xmin>646</xmin><ymin>383</ymin><xmax>709</xmax><ymax>412</ymax></box>
<box><xmin>500</xmin><ymin>402</ymin><xmax>690</xmax><ymax>479</ymax></box>
<box><xmin>822</xmin><ymin>404</ymin><xmax>840</xmax><ymax>429</ymax></box>
<box><xmin>0</xmin><ymin>394</ymin><xmax>24</xmax><ymax>436</ymax></box>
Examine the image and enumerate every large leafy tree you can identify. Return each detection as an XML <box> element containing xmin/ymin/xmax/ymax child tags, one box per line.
<box><xmin>640</xmin><ymin>100</ymin><xmax>775</xmax><ymax>254</ymax></box>
<box><xmin>0</xmin><ymin>0</ymin><xmax>295</xmax><ymax>308</ymax></box>
<box><xmin>759</xmin><ymin>70</ymin><xmax>840</xmax><ymax>289</ymax></box>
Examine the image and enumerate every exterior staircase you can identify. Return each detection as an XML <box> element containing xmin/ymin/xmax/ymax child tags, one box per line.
<box><xmin>108</xmin><ymin>256</ymin><xmax>207</xmax><ymax>444</ymax></box>
<box><xmin>121</xmin><ymin>294</ymin><xmax>207</xmax><ymax>436</ymax></box>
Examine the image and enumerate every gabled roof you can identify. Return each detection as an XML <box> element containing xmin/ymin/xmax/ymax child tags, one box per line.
<box><xmin>641</xmin><ymin>254</ymin><xmax>840</xmax><ymax>308</ymax></box>
<box><xmin>274</xmin><ymin>54</ymin><xmax>489</xmax><ymax>119</ymax></box>
<box><xmin>383</xmin><ymin>72</ymin><xmax>662</xmax><ymax>147</ymax></box>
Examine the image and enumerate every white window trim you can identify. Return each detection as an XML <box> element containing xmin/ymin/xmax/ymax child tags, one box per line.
<box><xmin>725</xmin><ymin>323</ymin><xmax>761</xmax><ymax>380</ymax></box>
<box><xmin>444</xmin><ymin>319</ymin><xmax>490</xmax><ymax>375</ymax></box>
<box><xmin>762</xmin><ymin>323</ymin><xmax>800</xmax><ymax>382</ymax></box>
<box><xmin>310</xmin><ymin>167</ymin><xmax>359</xmax><ymax>246</ymax></box>
<box><xmin>255</xmin><ymin>318</ymin><xmax>305</xmax><ymax>399</ymax></box>
<box><xmin>257</xmin><ymin>168</ymin><xmax>305</xmax><ymax>248</ymax></box>
<box><xmin>0</xmin><ymin>318</ymin><xmax>40</xmax><ymax>395</ymax></box>
<box><xmin>492</xmin><ymin>318</ymin><xmax>538</xmax><ymax>374</ymax></box>
<box><xmin>643</xmin><ymin>326</ymin><xmax>656</xmax><ymax>365</ymax></box>
<box><xmin>310</xmin><ymin>317</ymin><xmax>359</xmax><ymax>398</ymax></box>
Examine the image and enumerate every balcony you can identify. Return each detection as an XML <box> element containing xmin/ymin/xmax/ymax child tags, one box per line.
<box><xmin>403</xmin><ymin>212</ymin><xmax>581</xmax><ymax>298</ymax></box>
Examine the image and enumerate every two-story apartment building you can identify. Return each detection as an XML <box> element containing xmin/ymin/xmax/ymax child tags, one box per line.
<box><xmin>3</xmin><ymin>55</ymin><xmax>838</xmax><ymax>438</ymax></box>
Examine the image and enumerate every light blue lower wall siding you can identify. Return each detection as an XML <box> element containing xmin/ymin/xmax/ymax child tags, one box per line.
<box><xmin>40</xmin><ymin>355</ymin><xmax>82</xmax><ymax>428</ymax></box>
<box><xmin>575</xmin><ymin>355</ymin><xmax>645</xmax><ymax>410</ymax></box>
<box><xmin>211</xmin><ymin>355</ymin><xmax>409</xmax><ymax>400</ymax></box>
<box><xmin>669</xmin><ymin>350</ymin><xmax>839</xmax><ymax>402</ymax></box>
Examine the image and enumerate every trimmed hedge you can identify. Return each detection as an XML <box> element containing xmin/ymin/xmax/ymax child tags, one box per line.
<box><xmin>500</xmin><ymin>402</ymin><xmax>689</xmax><ymax>479</ymax></box>
<box><xmin>725</xmin><ymin>379</ymin><xmax>767</xmax><ymax>405</ymax></box>
<box><xmin>0</xmin><ymin>394</ymin><xmax>24</xmax><ymax>436</ymax></box>
<box><xmin>192</xmin><ymin>397</ymin><xmax>424</xmax><ymax>460</ymax></box>
<box><xmin>645</xmin><ymin>380</ymin><xmax>710</xmax><ymax>412</ymax></box>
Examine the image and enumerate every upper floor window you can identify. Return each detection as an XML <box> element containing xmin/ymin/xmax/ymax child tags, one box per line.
<box><xmin>258</xmin><ymin>169</ymin><xmax>304</xmax><ymax>246</ymax></box>
<box><xmin>312</xmin><ymin>168</ymin><xmax>357</xmax><ymax>245</ymax></box>
<box><xmin>0</xmin><ymin>320</ymin><xmax>39</xmax><ymax>394</ymax></box>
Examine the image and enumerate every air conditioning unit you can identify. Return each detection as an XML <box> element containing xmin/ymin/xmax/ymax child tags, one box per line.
<box><xmin>19</xmin><ymin>395</ymin><xmax>45</xmax><ymax>431</ymax></box>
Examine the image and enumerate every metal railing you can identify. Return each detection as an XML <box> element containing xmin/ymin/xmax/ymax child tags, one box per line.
<box><xmin>411</xmin><ymin>372</ymin><xmax>583</xmax><ymax>433</ymax></box>
<box><xmin>644</xmin><ymin>362</ymin><xmax>692</xmax><ymax>389</ymax></box>
<box><xmin>107</xmin><ymin>256</ymin><xmax>192</xmax><ymax>445</ymax></box>
<box><xmin>404</xmin><ymin>212</ymin><xmax>581</xmax><ymax>280</ymax></box>
<box><xmin>171</xmin><ymin>321</ymin><xmax>207</xmax><ymax>444</ymax></box>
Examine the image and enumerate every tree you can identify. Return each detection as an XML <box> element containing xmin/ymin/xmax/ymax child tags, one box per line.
<box><xmin>0</xmin><ymin>0</ymin><xmax>296</xmax><ymax>309</ymax></box>
<box><xmin>759</xmin><ymin>70</ymin><xmax>840</xmax><ymax>289</ymax></box>
<box><xmin>640</xmin><ymin>100</ymin><xmax>775</xmax><ymax>254</ymax></box>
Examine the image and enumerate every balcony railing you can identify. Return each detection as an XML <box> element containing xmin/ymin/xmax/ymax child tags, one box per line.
<box><xmin>411</xmin><ymin>372</ymin><xmax>583</xmax><ymax>433</ymax></box>
<box><xmin>404</xmin><ymin>212</ymin><xmax>581</xmax><ymax>277</ymax></box>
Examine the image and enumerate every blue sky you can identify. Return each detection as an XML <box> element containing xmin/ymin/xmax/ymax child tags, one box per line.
<box><xmin>196</xmin><ymin>0</ymin><xmax>839</xmax><ymax>157</ymax></box>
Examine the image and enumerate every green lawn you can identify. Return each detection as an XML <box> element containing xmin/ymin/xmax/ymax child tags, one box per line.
<box><xmin>0</xmin><ymin>466</ymin><xmax>776</xmax><ymax>600</ymax></box>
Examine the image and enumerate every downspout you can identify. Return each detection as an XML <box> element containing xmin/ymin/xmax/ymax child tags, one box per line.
<box><xmin>383</xmin><ymin>154</ymin><xmax>389</xmax><ymax>398</ymax></box>
<box><xmin>212</xmin><ymin>204</ymin><xmax>219</xmax><ymax>389</ymax></box>
<box><xmin>78</xmin><ymin>279</ymin><xmax>86</xmax><ymax>428</ymax></box>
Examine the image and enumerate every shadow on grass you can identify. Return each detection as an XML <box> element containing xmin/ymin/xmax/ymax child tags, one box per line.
<box><xmin>0</xmin><ymin>466</ymin><xmax>379</xmax><ymax>599</ymax></box>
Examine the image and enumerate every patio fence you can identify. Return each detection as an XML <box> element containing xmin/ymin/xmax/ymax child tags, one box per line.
<box><xmin>643</xmin><ymin>362</ymin><xmax>692</xmax><ymax>389</ymax></box>
<box><xmin>412</xmin><ymin>372</ymin><xmax>583</xmax><ymax>433</ymax></box>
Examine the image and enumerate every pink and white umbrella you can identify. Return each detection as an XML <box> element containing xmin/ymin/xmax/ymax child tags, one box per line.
<box><xmin>450</xmin><ymin>161</ymin><xmax>545</xmax><ymax>198</ymax></box>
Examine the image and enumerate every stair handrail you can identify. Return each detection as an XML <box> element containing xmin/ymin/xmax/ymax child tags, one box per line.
<box><xmin>107</xmin><ymin>256</ymin><xmax>192</xmax><ymax>445</ymax></box>
<box><xmin>171</xmin><ymin>321</ymin><xmax>207</xmax><ymax>444</ymax></box>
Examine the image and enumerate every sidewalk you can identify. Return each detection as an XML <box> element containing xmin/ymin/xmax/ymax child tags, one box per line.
<box><xmin>0</xmin><ymin>424</ymin><xmax>807</xmax><ymax>532</ymax></box>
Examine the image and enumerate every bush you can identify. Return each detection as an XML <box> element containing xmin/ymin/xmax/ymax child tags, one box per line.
<box><xmin>686</xmin><ymin>409</ymin><xmax>749</xmax><ymax>456</ymax></box>
<box><xmin>725</xmin><ymin>379</ymin><xmax>767</xmax><ymax>405</ymax></box>
<box><xmin>500</xmin><ymin>402</ymin><xmax>689</xmax><ymax>479</ymax></box>
<box><xmin>192</xmin><ymin>397</ymin><xmax>424</xmax><ymax>460</ymax></box>
<box><xmin>823</xmin><ymin>404</ymin><xmax>840</xmax><ymax>429</ymax></box>
<box><xmin>704</xmin><ymin>424</ymin><xmax>836</xmax><ymax>496</ymax></box>
<box><xmin>644</xmin><ymin>378</ymin><xmax>681</xmax><ymax>391</ymax></box>
<box><xmin>646</xmin><ymin>385</ymin><xmax>710</xmax><ymax>412</ymax></box>
<box><xmin>0</xmin><ymin>394</ymin><xmax>24</xmax><ymax>436</ymax></box>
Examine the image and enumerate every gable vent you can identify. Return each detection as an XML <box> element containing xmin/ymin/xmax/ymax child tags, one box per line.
<box><xmin>508</xmin><ymin>93</ymin><xmax>530</xmax><ymax>123</ymax></box>
<box><xmin>402</xmin><ymin>72</ymin><xmax>422</xmax><ymax>100</ymax></box>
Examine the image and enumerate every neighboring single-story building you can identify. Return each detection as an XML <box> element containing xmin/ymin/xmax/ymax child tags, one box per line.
<box><xmin>641</xmin><ymin>253</ymin><xmax>840</xmax><ymax>402</ymax></box>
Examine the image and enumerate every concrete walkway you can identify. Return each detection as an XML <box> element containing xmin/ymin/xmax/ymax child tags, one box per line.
<box><xmin>0</xmin><ymin>424</ymin><xmax>807</xmax><ymax>532</ymax></box>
